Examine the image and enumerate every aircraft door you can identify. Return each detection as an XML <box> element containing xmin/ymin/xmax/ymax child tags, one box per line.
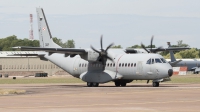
<box><xmin>136</xmin><ymin>61</ymin><xmax>143</xmax><ymax>75</ymax></box>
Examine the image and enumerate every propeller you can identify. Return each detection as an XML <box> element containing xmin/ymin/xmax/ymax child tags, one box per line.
<box><xmin>91</xmin><ymin>35</ymin><xmax>114</xmax><ymax>66</ymax></box>
<box><xmin>141</xmin><ymin>36</ymin><xmax>163</xmax><ymax>53</ymax></box>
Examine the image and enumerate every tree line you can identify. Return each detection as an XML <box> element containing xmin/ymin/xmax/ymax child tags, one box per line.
<box><xmin>0</xmin><ymin>35</ymin><xmax>75</xmax><ymax>51</ymax></box>
<box><xmin>0</xmin><ymin>35</ymin><xmax>199</xmax><ymax>59</ymax></box>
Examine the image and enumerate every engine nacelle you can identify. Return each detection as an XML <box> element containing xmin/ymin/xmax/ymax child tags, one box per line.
<box><xmin>80</xmin><ymin>49</ymin><xmax>99</xmax><ymax>62</ymax></box>
<box><xmin>80</xmin><ymin>70</ymin><xmax>123</xmax><ymax>83</ymax></box>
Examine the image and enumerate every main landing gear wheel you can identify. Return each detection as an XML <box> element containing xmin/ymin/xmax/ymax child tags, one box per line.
<box><xmin>93</xmin><ymin>82</ymin><xmax>99</xmax><ymax>87</ymax></box>
<box><xmin>87</xmin><ymin>82</ymin><xmax>99</xmax><ymax>87</ymax></box>
<box><xmin>121</xmin><ymin>82</ymin><xmax>127</xmax><ymax>87</ymax></box>
<box><xmin>115</xmin><ymin>82</ymin><xmax>120</xmax><ymax>87</ymax></box>
<box><xmin>115</xmin><ymin>82</ymin><xmax>127</xmax><ymax>87</ymax></box>
<box><xmin>87</xmin><ymin>82</ymin><xmax>93</xmax><ymax>87</ymax></box>
<box><xmin>152</xmin><ymin>82</ymin><xmax>159</xmax><ymax>87</ymax></box>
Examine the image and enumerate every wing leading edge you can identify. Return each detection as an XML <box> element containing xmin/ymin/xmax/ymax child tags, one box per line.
<box><xmin>125</xmin><ymin>47</ymin><xmax>190</xmax><ymax>53</ymax></box>
<box><xmin>12</xmin><ymin>46</ymin><xmax>87</xmax><ymax>54</ymax></box>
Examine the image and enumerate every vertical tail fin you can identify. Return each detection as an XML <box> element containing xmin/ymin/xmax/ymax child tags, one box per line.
<box><xmin>167</xmin><ymin>42</ymin><xmax>176</xmax><ymax>62</ymax></box>
<box><xmin>36</xmin><ymin>7</ymin><xmax>61</xmax><ymax>48</ymax></box>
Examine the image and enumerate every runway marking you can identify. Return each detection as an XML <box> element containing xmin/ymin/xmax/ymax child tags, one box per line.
<box><xmin>1</xmin><ymin>99</ymin><xmax>200</xmax><ymax>109</ymax></box>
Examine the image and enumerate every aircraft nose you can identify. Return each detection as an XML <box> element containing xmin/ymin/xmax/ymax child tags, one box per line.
<box><xmin>168</xmin><ymin>69</ymin><xmax>173</xmax><ymax>77</ymax></box>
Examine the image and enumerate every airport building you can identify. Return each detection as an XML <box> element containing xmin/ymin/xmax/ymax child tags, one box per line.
<box><xmin>0</xmin><ymin>51</ymin><xmax>70</xmax><ymax>77</ymax></box>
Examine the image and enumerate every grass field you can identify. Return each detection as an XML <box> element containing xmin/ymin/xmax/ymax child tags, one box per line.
<box><xmin>0</xmin><ymin>75</ymin><xmax>200</xmax><ymax>84</ymax></box>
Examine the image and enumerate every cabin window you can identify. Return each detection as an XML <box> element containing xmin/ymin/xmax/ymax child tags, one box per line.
<box><xmin>122</xmin><ymin>63</ymin><xmax>124</xmax><ymax>67</ymax></box>
<box><xmin>110</xmin><ymin>63</ymin><xmax>112</xmax><ymax>67</ymax></box>
<box><xmin>113</xmin><ymin>63</ymin><xmax>115</xmax><ymax>67</ymax></box>
<box><xmin>146</xmin><ymin>59</ymin><xmax>151</xmax><ymax>64</ymax></box>
<box><xmin>125</xmin><ymin>63</ymin><xmax>127</xmax><ymax>67</ymax></box>
<box><xmin>82</xmin><ymin>64</ymin><xmax>84</xmax><ymax>67</ymax></box>
<box><xmin>85</xmin><ymin>63</ymin><xmax>87</xmax><ymax>67</ymax></box>
<box><xmin>119</xmin><ymin>63</ymin><xmax>121</xmax><ymax>67</ymax></box>
<box><xmin>134</xmin><ymin>63</ymin><xmax>136</xmax><ymax>67</ymax></box>
<box><xmin>128</xmin><ymin>63</ymin><xmax>130</xmax><ymax>67</ymax></box>
<box><xmin>155</xmin><ymin>58</ymin><xmax>162</xmax><ymax>63</ymax></box>
<box><xmin>131</xmin><ymin>63</ymin><xmax>133</xmax><ymax>67</ymax></box>
<box><xmin>160</xmin><ymin>58</ymin><xmax>166</xmax><ymax>63</ymax></box>
<box><xmin>107</xmin><ymin>63</ymin><xmax>109</xmax><ymax>67</ymax></box>
<box><xmin>79</xmin><ymin>64</ymin><xmax>81</xmax><ymax>67</ymax></box>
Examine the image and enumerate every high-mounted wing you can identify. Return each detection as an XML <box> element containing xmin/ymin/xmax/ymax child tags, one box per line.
<box><xmin>150</xmin><ymin>47</ymin><xmax>190</xmax><ymax>52</ymax></box>
<box><xmin>13</xmin><ymin>46</ymin><xmax>87</xmax><ymax>55</ymax></box>
<box><xmin>125</xmin><ymin>47</ymin><xmax>190</xmax><ymax>54</ymax></box>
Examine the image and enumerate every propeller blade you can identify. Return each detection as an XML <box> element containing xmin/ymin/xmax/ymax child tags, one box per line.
<box><xmin>141</xmin><ymin>43</ymin><xmax>150</xmax><ymax>53</ymax></box>
<box><xmin>150</xmin><ymin>36</ymin><xmax>154</xmax><ymax>53</ymax></box>
<box><xmin>102</xmin><ymin>57</ymin><xmax>105</xmax><ymax>66</ymax></box>
<box><xmin>91</xmin><ymin>45</ymin><xmax>100</xmax><ymax>54</ymax></box>
<box><xmin>106</xmin><ymin>55</ymin><xmax>113</xmax><ymax>62</ymax></box>
<box><xmin>100</xmin><ymin>35</ymin><xmax>103</xmax><ymax>50</ymax></box>
<box><xmin>105</xmin><ymin>43</ymin><xmax>114</xmax><ymax>52</ymax></box>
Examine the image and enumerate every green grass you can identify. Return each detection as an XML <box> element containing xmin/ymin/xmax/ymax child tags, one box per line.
<box><xmin>166</xmin><ymin>75</ymin><xmax>200</xmax><ymax>83</ymax></box>
<box><xmin>0</xmin><ymin>75</ymin><xmax>200</xmax><ymax>84</ymax></box>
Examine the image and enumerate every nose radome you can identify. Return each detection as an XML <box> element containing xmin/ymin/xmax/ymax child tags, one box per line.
<box><xmin>168</xmin><ymin>69</ymin><xmax>173</xmax><ymax>77</ymax></box>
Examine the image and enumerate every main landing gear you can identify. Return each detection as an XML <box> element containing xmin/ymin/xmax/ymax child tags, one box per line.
<box><xmin>114</xmin><ymin>81</ymin><xmax>127</xmax><ymax>87</ymax></box>
<box><xmin>87</xmin><ymin>82</ymin><xmax>99</xmax><ymax>87</ymax></box>
<box><xmin>152</xmin><ymin>82</ymin><xmax>159</xmax><ymax>87</ymax></box>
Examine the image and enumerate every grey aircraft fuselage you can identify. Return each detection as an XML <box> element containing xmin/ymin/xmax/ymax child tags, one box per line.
<box><xmin>43</xmin><ymin>51</ymin><xmax>172</xmax><ymax>83</ymax></box>
<box><xmin>167</xmin><ymin>42</ymin><xmax>200</xmax><ymax>71</ymax></box>
<box><xmin>170</xmin><ymin>59</ymin><xmax>200</xmax><ymax>70</ymax></box>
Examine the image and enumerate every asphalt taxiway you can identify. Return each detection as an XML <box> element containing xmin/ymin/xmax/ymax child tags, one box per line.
<box><xmin>0</xmin><ymin>83</ymin><xmax>200</xmax><ymax>112</ymax></box>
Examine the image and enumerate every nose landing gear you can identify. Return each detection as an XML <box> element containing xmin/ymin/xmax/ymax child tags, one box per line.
<box><xmin>152</xmin><ymin>82</ymin><xmax>159</xmax><ymax>87</ymax></box>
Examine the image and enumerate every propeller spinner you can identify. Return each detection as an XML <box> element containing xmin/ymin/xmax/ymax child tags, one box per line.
<box><xmin>91</xmin><ymin>36</ymin><xmax>114</xmax><ymax>65</ymax></box>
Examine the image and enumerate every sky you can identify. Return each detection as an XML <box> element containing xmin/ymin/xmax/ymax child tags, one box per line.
<box><xmin>0</xmin><ymin>0</ymin><xmax>200</xmax><ymax>49</ymax></box>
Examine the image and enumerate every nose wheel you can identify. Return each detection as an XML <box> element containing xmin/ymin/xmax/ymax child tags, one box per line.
<box><xmin>152</xmin><ymin>82</ymin><xmax>159</xmax><ymax>87</ymax></box>
<box><xmin>87</xmin><ymin>82</ymin><xmax>99</xmax><ymax>87</ymax></box>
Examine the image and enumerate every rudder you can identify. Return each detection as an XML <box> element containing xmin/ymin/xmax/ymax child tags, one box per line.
<box><xmin>36</xmin><ymin>7</ymin><xmax>61</xmax><ymax>48</ymax></box>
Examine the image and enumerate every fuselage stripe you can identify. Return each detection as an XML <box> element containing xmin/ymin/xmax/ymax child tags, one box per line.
<box><xmin>116</xmin><ymin>54</ymin><xmax>125</xmax><ymax>73</ymax></box>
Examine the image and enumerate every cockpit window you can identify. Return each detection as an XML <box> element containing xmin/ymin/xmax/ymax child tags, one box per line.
<box><xmin>160</xmin><ymin>58</ymin><xmax>166</xmax><ymax>63</ymax></box>
<box><xmin>146</xmin><ymin>59</ymin><xmax>151</xmax><ymax>64</ymax></box>
<box><xmin>155</xmin><ymin>58</ymin><xmax>162</xmax><ymax>63</ymax></box>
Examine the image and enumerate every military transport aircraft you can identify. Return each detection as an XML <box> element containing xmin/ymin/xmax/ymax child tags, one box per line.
<box><xmin>13</xmin><ymin>7</ymin><xmax>175</xmax><ymax>87</ymax></box>
<box><xmin>167</xmin><ymin>42</ymin><xmax>200</xmax><ymax>74</ymax></box>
